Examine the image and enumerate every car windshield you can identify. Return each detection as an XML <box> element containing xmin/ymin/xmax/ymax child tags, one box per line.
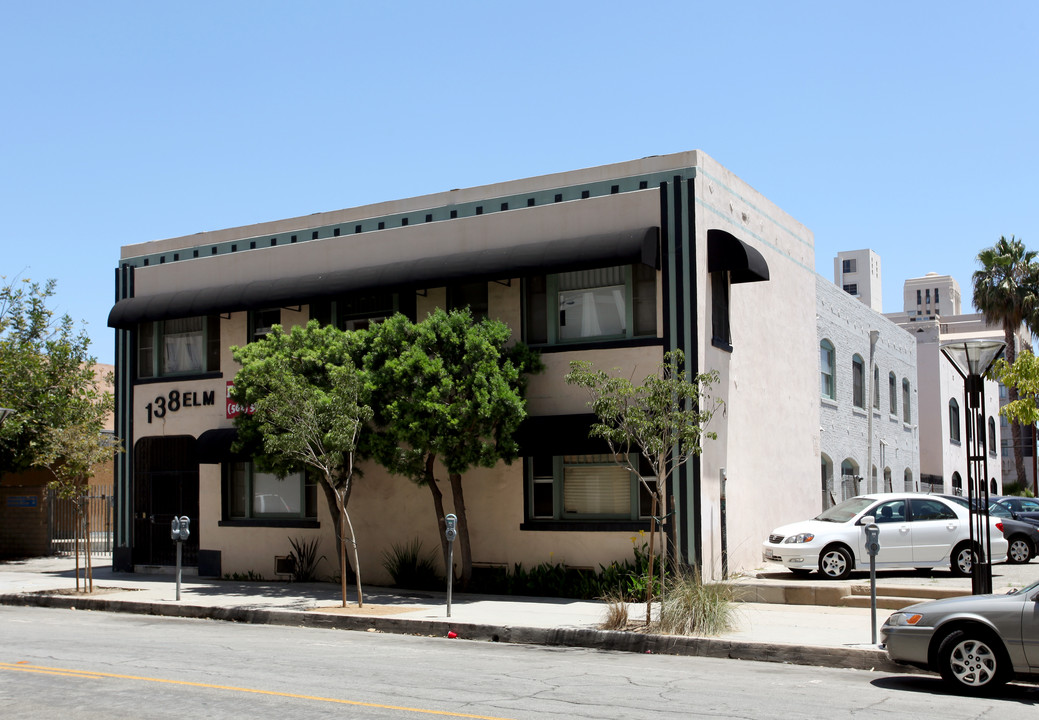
<box><xmin>814</xmin><ymin>496</ymin><xmax>874</xmax><ymax>523</ymax></box>
<box><xmin>987</xmin><ymin>501</ymin><xmax>1012</xmax><ymax>518</ymax></box>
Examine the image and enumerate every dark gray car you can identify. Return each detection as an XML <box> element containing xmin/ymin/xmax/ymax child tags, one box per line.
<box><xmin>881</xmin><ymin>578</ymin><xmax>1039</xmax><ymax>692</ymax></box>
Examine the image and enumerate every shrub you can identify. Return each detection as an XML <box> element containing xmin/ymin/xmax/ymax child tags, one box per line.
<box><xmin>599</xmin><ymin>591</ymin><xmax>629</xmax><ymax>631</ymax></box>
<box><xmin>657</xmin><ymin>567</ymin><xmax>736</xmax><ymax>636</ymax></box>
<box><xmin>382</xmin><ymin>539</ymin><xmax>443</xmax><ymax>590</ymax></box>
<box><xmin>287</xmin><ymin>537</ymin><xmax>326</xmax><ymax>582</ymax></box>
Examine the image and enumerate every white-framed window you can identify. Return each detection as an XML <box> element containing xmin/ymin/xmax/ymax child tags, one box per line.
<box><xmin>873</xmin><ymin>366</ymin><xmax>880</xmax><ymax>409</ymax></box>
<box><xmin>526</xmin><ymin>453</ymin><xmax>654</xmax><ymax>520</ymax></box>
<box><xmin>137</xmin><ymin>316</ymin><xmax>220</xmax><ymax>379</ymax></box>
<box><xmin>988</xmin><ymin>417</ymin><xmax>997</xmax><ymax>456</ymax></box>
<box><xmin>523</xmin><ymin>264</ymin><xmax>656</xmax><ymax>345</ymax></box>
<box><xmin>820</xmin><ymin>339</ymin><xmax>836</xmax><ymax>399</ymax></box>
<box><xmin>224</xmin><ymin>462</ymin><xmax>317</xmax><ymax>520</ymax></box>
<box><xmin>310</xmin><ymin>291</ymin><xmax>414</xmax><ymax>331</ymax></box>
<box><xmin>888</xmin><ymin>372</ymin><xmax>897</xmax><ymax>415</ymax></box>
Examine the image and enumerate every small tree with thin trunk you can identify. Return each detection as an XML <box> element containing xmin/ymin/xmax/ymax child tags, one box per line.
<box><xmin>43</xmin><ymin>416</ymin><xmax>121</xmax><ymax>592</ymax></box>
<box><xmin>565</xmin><ymin>350</ymin><xmax>721</xmax><ymax>625</ymax></box>
<box><xmin>231</xmin><ymin>321</ymin><xmax>372</xmax><ymax>607</ymax></box>
<box><xmin>993</xmin><ymin>350</ymin><xmax>1039</xmax><ymax>495</ymax></box>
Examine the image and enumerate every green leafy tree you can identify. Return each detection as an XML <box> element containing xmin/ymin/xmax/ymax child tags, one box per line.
<box><xmin>43</xmin><ymin>417</ymin><xmax>122</xmax><ymax>592</ymax></box>
<box><xmin>230</xmin><ymin>321</ymin><xmax>372</xmax><ymax>607</ymax></box>
<box><xmin>0</xmin><ymin>277</ymin><xmax>106</xmax><ymax>476</ymax></box>
<box><xmin>973</xmin><ymin>236</ymin><xmax>1039</xmax><ymax>485</ymax></box>
<box><xmin>360</xmin><ymin>309</ymin><xmax>541</xmax><ymax>589</ymax></box>
<box><xmin>565</xmin><ymin>350</ymin><xmax>722</xmax><ymax>625</ymax></box>
<box><xmin>993</xmin><ymin>350</ymin><xmax>1039</xmax><ymax>495</ymax></box>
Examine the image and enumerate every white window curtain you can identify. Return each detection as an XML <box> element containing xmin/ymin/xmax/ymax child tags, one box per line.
<box><xmin>558</xmin><ymin>267</ymin><xmax>627</xmax><ymax>340</ymax></box>
<box><xmin>162</xmin><ymin>317</ymin><xmax>204</xmax><ymax>374</ymax></box>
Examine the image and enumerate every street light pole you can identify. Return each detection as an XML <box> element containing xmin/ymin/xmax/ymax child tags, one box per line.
<box><xmin>941</xmin><ymin>340</ymin><xmax>1005</xmax><ymax>596</ymax></box>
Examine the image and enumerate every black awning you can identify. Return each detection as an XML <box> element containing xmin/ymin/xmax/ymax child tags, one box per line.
<box><xmin>108</xmin><ymin>227</ymin><xmax>660</xmax><ymax>328</ymax></box>
<box><xmin>515</xmin><ymin>414</ymin><xmax>614</xmax><ymax>456</ymax></box>
<box><xmin>195</xmin><ymin>427</ymin><xmax>252</xmax><ymax>464</ymax></box>
<box><xmin>706</xmin><ymin>229</ymin><xmax>770</xmax><ymax>284</ymax></box>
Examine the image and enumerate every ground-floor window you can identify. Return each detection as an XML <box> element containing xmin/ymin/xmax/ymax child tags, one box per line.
<box><xmin>223</xmin><ymin>462</ymin><xmax>317</xmax><ymax>520</ymax></box>
<box><xmin>527</xmin><ymin>453</ymin><xmax>655</xmax><ymax>521</ymax></box>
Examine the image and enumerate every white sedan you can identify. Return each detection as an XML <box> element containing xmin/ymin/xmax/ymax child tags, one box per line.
<box><xmin>762</xmin><ymin>493</ymin><xmax>1009</xmax><ymax>580</ymax></box>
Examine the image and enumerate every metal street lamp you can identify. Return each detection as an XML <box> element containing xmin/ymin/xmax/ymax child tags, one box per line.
<box><xmin>940</xmin><ymin>340</ymin><xmax>1006</xmax><ymax>595</ymax></box>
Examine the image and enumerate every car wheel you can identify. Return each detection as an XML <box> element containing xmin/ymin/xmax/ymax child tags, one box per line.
<box><xmin>936</xmin><ymin>629</ymin><xmax>1009</xmax><ymax>693</ymax></box>
<box><xmin>1006</xmin><ymin>536</ymin><xmax>1033</xmax><ymax>564</ymax></box>
<box><xmin>818</xmin><ymin>545</ymin><xmax>852</xmax><ymax>580</ymax></box>
<box><xmin>951</xmin><ymin>542</ymin><xmax>975</xmax><ymax>577</ymax></box>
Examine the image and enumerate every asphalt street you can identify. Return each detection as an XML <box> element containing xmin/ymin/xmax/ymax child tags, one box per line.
<box><xmin>3</xmin><ymin>606</ymin><xmax>1039</xmax><ymax>719</ymax></box>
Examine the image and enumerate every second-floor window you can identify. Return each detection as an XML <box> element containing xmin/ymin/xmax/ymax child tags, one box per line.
<box><xmin>523</xmin><ymin>264</ymin><xmax>655</xmax><ymax>345</ymax></box>
<box><xmin>137</xmin><ymin>316</ymin><xmax>220</xmax><ymax>379</ymax></box>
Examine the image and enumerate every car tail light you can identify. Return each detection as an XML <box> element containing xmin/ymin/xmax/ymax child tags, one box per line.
<box><xmin>996</xmin><ymin>521</ymin><xmax>1004</xmax><ymax>532</ymax></box>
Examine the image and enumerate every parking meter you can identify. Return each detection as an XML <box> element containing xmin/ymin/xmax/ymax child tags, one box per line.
<box><xmin>865</xmin><ymin>523</ymin><xmax>880</xmax><ymax>557</ymax></box>
<box><xmin>445</xmin><ymin>514</ymin><xmax>457</xmax><ymax>617</ymax></box>
<box><xmin>864</xmin><ymin>520</ymin><xmax>880</xmax><ymax>643</ymax></box>
<box><xmin>171</xmin><ymin>515</ymin><xmax>190</xmax><ymax>601</ymax></box>
<box><xmin>172</xmin><ymin>516</ymin><xmax>190</xmax><ymax>541</ymax></box>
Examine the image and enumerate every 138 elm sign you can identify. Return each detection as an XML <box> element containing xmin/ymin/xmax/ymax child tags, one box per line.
<box><xmin>143</xmin><ymin>388</ymin><xmax>217</xmax><ymax>423</ymax></box>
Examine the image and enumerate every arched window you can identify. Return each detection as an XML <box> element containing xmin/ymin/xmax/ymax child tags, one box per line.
<box><xmin>884</xmin><ymin>467</ymin><xmax>892</xmax><ymax>492</ymax></box>
<box><xmin>949</xmin><ymin>399</ymin><xmax>960</xmax><ymax>442</ymax></box>
<box><xmin>820</xmin><ymin>340</ymin><xmax>836</xmax><ymax>399</ymax></box>
<box><xmin>873</xmin><ymin>366</ymin><xmax>880</xmax><ymax>409</ymax></box>
<box><xmin>888</xmin><ymin>372</ymin><xmax>897</xmax><ymax>414</ymax></box>
<box><xmin>852</xmin><ymin>355</ymin><xmax>865</xmax><ymax>408</ymax></box>
<box><xmin>988</xmin><ymin>417</ymin><xmax>997</xmax><ymax>456</ymax></box>
<box><xmin>951</xmin><ymin>471</ymin><xmax>962</xmax><ymax>495</ymax></box>
<box><xmin>871</xmin><ymin>465</ymin><xmax>878</xmax><ymax>493</ymax></box>
<box><xmin>902</xmin><ymin>378</ymin><xmax>911</xmax><ymax>423</ymax></box>
<box><xmin>990</xmin><ymin>478</ymin><xmax>998</xmax><ymax>494</ymax></box>
<box><xmin>821</xmin><ymin>454</ymin><xmax>834</xmax><ymax>507</ymax></box>
<box><xmin>904</xmin><ymin>468</ymin><xmax>914</xmax><ymax>492</ymax></box>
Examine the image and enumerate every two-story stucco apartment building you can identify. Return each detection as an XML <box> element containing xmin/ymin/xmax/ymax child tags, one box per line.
<box><xmin>107</xmin><ymin>151</ymin><xmax>819</xmax><ymax>583</ymax></box>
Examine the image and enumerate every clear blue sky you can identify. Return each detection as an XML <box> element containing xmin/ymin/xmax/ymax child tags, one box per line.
<box><xmin>3</xmin><ymin>1</ymin><xmax>1037</xmax><ymax>364</ymax></box>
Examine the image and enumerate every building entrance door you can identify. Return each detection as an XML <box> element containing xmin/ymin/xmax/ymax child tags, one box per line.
<box><xmin>132</xmin><ymin>436</ymin><xmax>199</xmax><ymax>566</ymax></box>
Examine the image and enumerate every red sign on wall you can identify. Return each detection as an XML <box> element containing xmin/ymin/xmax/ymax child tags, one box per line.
<box><xmin>226</xmin><ymin>381</ymin><xmax>255</xmax><ymax>419</ymax></box>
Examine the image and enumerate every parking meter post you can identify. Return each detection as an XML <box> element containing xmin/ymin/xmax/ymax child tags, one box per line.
<box><xmin>865</xmin><ymin>521</ymin><xmax>881</xmax><ymax>644</ymax></box>
<box><xmin>445</xmin><ymin>514</ymin><xmax>457</xmax><ymax>618</ymax></box>
<box><xmin>171</xmin><ymin>515</ymin><xmax>190</xmax><ymax>602</ymax></box>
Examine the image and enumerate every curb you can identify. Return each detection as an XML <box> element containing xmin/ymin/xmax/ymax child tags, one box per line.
<box><xmin>0</xmin><ymin>592</ymin><xmax>919</xmax><ymax>675</ymax></box>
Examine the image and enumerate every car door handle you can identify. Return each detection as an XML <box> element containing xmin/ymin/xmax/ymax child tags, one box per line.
<box><xmin>947</xmin><ymin>523</ymin><xmax>957</xmax><ymax>530</ymax></box>
<box><xmin>899</xmin><ymin>527</ymin><xmax>910</xmax><ymax>534</ymax></box>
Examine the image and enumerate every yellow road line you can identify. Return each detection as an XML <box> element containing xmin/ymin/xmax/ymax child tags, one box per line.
<box><xmin>0</xmin><ymin>662</ymin><xmax>516</xmax><ymax>720</ymax></box>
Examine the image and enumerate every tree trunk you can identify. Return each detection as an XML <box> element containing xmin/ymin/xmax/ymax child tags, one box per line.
<box><xmin>74</xmin><ymin>508</ymin><xmax>81</xmax><ymax>593</ymax></box>
<box><xmin>448</xmin><ymin>472</ymin><xmax>472</xmax><ymax>590</ymax></box>
<box><xmin>85</xmin><ymin>496</ymin><xmax>93</xmax><ymax>593</ymax></box>
<box><xmin>341</xmin><ymin>503</ymin><xmax>363</xmax><ymax>607</ymax></box>
<box><xmin>338</xmin><ymin>501</ymin><xmax>348</xmax><ymax>607</ymax></box>
<box><xmin>319</xmin><ymin>477</ymin><xmax>354</xmax><ymax>579</ymax></box>
<box><xmin>645</xmin><ymin>493</ymin><xmax>657</xmax><ymax>626</ymax></box>
<box><xmin>423</xmin><ymin>455</ymin><xmax>451</xmax><ymax>581</ymax></box>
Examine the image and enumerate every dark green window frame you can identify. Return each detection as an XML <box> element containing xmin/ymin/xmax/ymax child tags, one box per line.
<box><xmin>526</xmin><ymin>453</ymin><xmax>656</xmax><ymax>521</ymax></box>
<box><xmin>223</xmin><ymin>461</ymin><xmax>317</xmax><ymax>521</ymax></box>
<box><xmin>137</xmin><ymin>315</ymin><xmax>220</xmax><ymax>379</ymax></box>
<box><xmin>522</xmin><ymin>264</ymin><xmax>656</xmax><ymax>346</ymax></box>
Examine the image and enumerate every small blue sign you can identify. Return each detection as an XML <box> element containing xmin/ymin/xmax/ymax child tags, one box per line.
<box><xmin>6</xmin><ymin>495</ymin><xmax>38</xmax><ymax>508</ymax></box>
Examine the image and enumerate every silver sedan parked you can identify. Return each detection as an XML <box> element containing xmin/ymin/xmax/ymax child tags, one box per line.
<box><xmin>881</xmin><ymin>578</ymin><xmax>1039</xmax><ymax>693</ymax></box>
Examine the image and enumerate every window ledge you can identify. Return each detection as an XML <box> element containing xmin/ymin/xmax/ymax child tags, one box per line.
<box><xmin>520</xmin><ymin>520</ymin><xmax>652</xmax><ymax>532</ymax></box>
<box><xmin>530</xmin><ymin>337</ymin><xmax>664</xmax><ymax>354</ymax></box>
<box><xmin>219</xmin><ymin>519</ymin><xmax>320</xmax><ymax>529</ymax></box>
<box><xmin>136</xmin><ymin>371</ymin><xmax>224</xmax><ymax>385</ymax></box>
<box><xmin>820</xmin><ymin>398</ymin><xmax>838</xmax><ymax>409</ymax></box>
<box><xmin>711</xmin><ymin>337</ymin><xmax>733</xmax><ymax>353</ymax></box>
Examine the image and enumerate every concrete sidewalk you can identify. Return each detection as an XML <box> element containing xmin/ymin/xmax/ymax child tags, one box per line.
<box><xmin>4</xmin><ymin>556</ymin><xmax>1033</xmax><ymax>674</ymax></box>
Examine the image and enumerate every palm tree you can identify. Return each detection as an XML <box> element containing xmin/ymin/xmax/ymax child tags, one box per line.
<box><xmin>973</xmin><ymin>236</ymin><xmax>1039</xmax><ymax>485</ymax></box>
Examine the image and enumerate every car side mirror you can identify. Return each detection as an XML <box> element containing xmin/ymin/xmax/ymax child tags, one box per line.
<box><xmin>859</xmin><ymin>516</ymin><xmax>875</xmax><ymax>526</ymax></box>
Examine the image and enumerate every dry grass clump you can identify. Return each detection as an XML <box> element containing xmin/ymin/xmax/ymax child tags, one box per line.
<box><xmin>657</xmin><ymin>568</ymin><xmax>736</xmax><ymax>637</ymax></box>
